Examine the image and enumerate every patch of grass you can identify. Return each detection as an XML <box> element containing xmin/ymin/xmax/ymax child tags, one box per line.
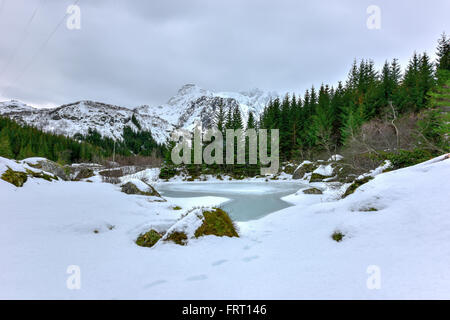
<box><xmin>331</xmin><ymin>231</ymin><xmax>344</xmax><ymax>242</ymax></box>
<box><xmin>195</xmin><ymin>208</ymin><xmax>239</xmax><ymax>238</ymax></box>
<box><xmin>165</xmin><ymin>231</ymin><xmax>188</xmax><ymax>245</ymax></box>
<box><xmin>136</xmin><ymin>229</ymin><xmax>162</xmax><ymax>247</ymax></box>
<box><xmin>172</xmin><ymin>206</ymin><xmax>182</xmax><ymax>210</ymax></box>
<box><xmin>342</xmin><ymin>176</ymin><xmax>374</xmax><ymax>198</ymax></box>
<box><xmin>1</xmin><ymin>168</ymin><xmax>28</xmax><ymax>187</ymax></box>
<box><xmin>359</xmin><ymin>207</ymin><xmax>378</xmax><ymax>212</ymax></box>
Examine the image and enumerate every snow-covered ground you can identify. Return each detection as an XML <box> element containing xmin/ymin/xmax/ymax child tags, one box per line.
<box><xmin>0</xmin><ymin>155</ymin><xmax>449</xmax><ymax>299</ymax></box>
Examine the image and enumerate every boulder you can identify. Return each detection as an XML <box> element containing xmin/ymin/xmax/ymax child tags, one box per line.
<box><xmin>292</xmin><ymin>161</ymin><xmax>317</xmax><ymax>180</ymax></box>
<box><xmin>342</xmin><ymin>176</ymin><xmax>374</xmax><ymax>198</ymax></box>
<box><xmin>74</xmin><ymin>168</ymin><xmax>94</xmax><ymax>181</ymax></box>
<box><xmin>26</xmin><ymin>159</ymin><xmax>71</xmax><ymax>181</ymax></box>
<box><xmin>121</xmin><ymin>180</ymin><xmax>161</xmax><ymax>197</ymax></box>
<box><xmin>302</xmin><ymin>187</ymin><xmax>323</xmax><ymax>194</ymax></box>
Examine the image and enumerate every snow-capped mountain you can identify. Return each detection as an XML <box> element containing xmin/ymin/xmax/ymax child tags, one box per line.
<box><xmin>0</xmin><ymin>85</ymin><xmax>277</xmax><ymax>143</ymax></box>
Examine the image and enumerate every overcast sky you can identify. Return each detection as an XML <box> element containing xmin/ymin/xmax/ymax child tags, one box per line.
<box><xmin>0</xmin><ymin>0</ymin><xmax>449</xmax><ymax>108</ymax></box>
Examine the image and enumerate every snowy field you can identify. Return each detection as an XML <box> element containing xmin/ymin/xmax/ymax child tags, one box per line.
<box><xmin>0</xmin><ymin>155</ymin><xmax>449</xmax><ymax>299</ymax></box>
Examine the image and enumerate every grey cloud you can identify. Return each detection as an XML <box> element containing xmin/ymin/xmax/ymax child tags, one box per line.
<box><xmin>0</xmin><ymin>0</ymin><xmax>449</xmax><ymax>108</ymax></box>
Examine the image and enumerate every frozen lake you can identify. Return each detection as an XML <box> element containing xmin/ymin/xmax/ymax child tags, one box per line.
<box><xmin>157</xmin><ymin>182</ymin><xmax>305</xmax><ymax>221</ymax></box>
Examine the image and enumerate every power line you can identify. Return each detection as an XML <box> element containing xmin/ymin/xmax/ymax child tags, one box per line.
<box><xmin>0</xmin><ymin>0</ymin><xmax>81</xmax><ymax>98</ymax></box>
<box><xmin>0</xmin><ymin>0</ymin><xmax>46</xmax><ymax>78</ymax></box>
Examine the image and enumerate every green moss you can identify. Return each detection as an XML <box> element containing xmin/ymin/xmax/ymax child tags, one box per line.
<box><xmin>331</xmin><ymin>231</ymin><xmax>344</xmax><ymax>242</ymax></box>
<box><xmin>165</xmin><ymin>231</ymin><xmax>188</xmax><ymax>245</ymax></box>
<box><xmin>195</xmin><ymin>208</ymin><xmax>239</xmax><ymax>238</ymax></box>
<box><xmin>1</xmin><ymin>168</ymin><xmax>28</xmax><ymax>187</ymax></box>
<box><xmin>309</xmin><ymin>172</ymin><xmax>328</xmax><ymax>182</ymax></box>
<box><xmin>136</xmin><ymin>229</ymin><xmax>162</xmax><ymax>247</ymax></box>
<box><xmin>379</xmin><ymin>149</ymin><xmax>435</xmax><ymax>170</ymax></box>
<box><xmin>172</xmin><ymin>206</ymin><xmax>182</xmax><ymax>210</ymax></box>
<box><xmin>342</xmin><ymin>176</ymin><xmax>374</xmax><ymax>198</ymax></box>
<box><xmin>25</xmin><ymin>169</ymin><xmax>57</xmax><ymax>181</ymax></box>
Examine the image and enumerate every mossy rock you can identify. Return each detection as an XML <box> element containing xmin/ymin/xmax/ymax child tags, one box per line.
<box><xmin>309</xmin><ymin>172</ymin><xmax>328</xmax><ymax>183</ymax></box>
<box><xmin>74</xmin><ymin>168</ymin><xmax>94</xmax><ymax>181</ymax></box>
<box><xmin>302</xmin><ymin>187</ymin><xmax>323</xmax><ymax>195</ymax></box>
<box><xmin>282</xmin><ymin>163</ymin><xmax>297</xmax><ymax>175</ymax></box>
<box><xmin>331</xmin><ymin>231</ymin><xmax>344</xmax><ymax>242</ymax></box>
<box><xmin>165</xmin><ymin>231</ymin><xmax>188</xmax><ymax>245</ymax></box>
<box><xmin>25</xmin><ymin>169</ymin><xmax>57</xmax><ymax>181</ymax></box>
<box><xmin>28</xmin><ymin>159</ymin><xmax>71</xmax><ymax>180</ymax></box>
<box><xmin>195</xmin><ymin>208</ymin><xmax>239</xmax><ymax>238</ymax></box>
<box><xmin>1</xmin><ymin>168</ymin><xmax>28</xmax><ymax>187</ymax></box>
<box><xmin>136</xmin><ymin>229</ymin><xmax>162</xmax><ymax>248</ymax></box>
<box><xmin>121</xmin><ymin>181</ymin><xmax>161</xmax><ymax>197</ymax></box>
<box><xmin>292</xmin><ymin>163</ymin><xmax>317</xmax><ymax>180</ymax></box>
<box><xmin>172</xmin><ymin>206</ymin><xmax>182</xmax><ymax>210</ymax></box>
<box><xmin>327</xmin><ymin>163</ymin><xmax>359</xmax><ymax>183</ymax></box>
<box><xmin>342</xmin><ymin>176</ymin><xmax>374</xmax><ymax>198</ymax></box>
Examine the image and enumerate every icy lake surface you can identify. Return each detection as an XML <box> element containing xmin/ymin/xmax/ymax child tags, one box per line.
<box><xmin>157</xmin><ymin>182</ymin><xmax>305</xmax><ymax>221</ymax></box>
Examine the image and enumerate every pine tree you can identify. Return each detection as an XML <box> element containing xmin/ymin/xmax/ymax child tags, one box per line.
<box><xmin>312</xmin><ymin>85</ymin><xmax>334</xmax><ymax>153</ymax></box>
<box><xmin>247</xmin><ymin>112</ymin><xmax>256</xmax><ymax>129</ymax></box>
<box><xmin>0</xmin><ymin>128</ymin><xmax>14</xmax><ymax>159</ymax></box>
<box><xmin>232</xmin><ymin>105</ymin><xmax>243</xmax><ymax>130</ymax></box>
<box><xmin>436</xmin><ymin>32</ymin><xmax>450</xmax><ymax>72</ymax></box>
<box><xmin>214</xmin><ymin>101</ymin><xmax>226</xmax><ymax>132</ymax></box>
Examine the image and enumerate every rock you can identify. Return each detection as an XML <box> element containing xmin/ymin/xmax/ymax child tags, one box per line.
<box><xmin>136</xmin><ymin>229</ymin><xmax>162</xmax><ymax>247</ymax></box>
<box><xmin>121</xmin><ymin>181</ymin><xmax>161</xmax><ymax>197</ymax></box>
<box><xmin>292</xmin><ymin>161</ymin><xmax>317</xmax><ymax>180</ymax></box>
<box><xmin>162</xmin><ymin>207</ymin><xmax>238</xmax><ymax>246</ymax></box>
<box><xmin>302</xmin><ymin>187</ymin><xmax>323</xmax><ymax>194</ymax></box>
<box><xmin>27</xmin><ymin>159</ymin><xmax>71</xmax><ymax>181</ymax></box>
<box><xmin>1</xmin><ymin>168</ymin><xmax>28</xmax><ymax>187</ymax></box>
<box><xmin>74</xmin><ymin>168</ymin><xmax>94</xmax><ymax>181</ymax></box>
<box><xmin>342</xmin><ymin>176</ymin><xmax>374</xmax><ymax>198</ymax></box>
<box><xmin>309</xmin><ymin>173</ymin><xmax>329</xmax><ymax>182</ymax></box>
<box><xmin>194</xmin><ymin>208</ymin><xmax>239</xmax><ymax>238</ymax></box>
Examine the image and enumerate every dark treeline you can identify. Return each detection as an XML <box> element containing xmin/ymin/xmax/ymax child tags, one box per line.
<box><xmin>0</xmin><ymin>115</ymin><xmax>166</xmax><ymax>164</ymax></box>
<box><xmin>260</xmin><ymin>46</ymin><xmax>444</xmax><ymax>160</ymax></box>
<box><xmin>162</xmin><ymin>33</ymin><xmax>449</xmax><ymax>178</ymax></box>
<box><xmin>0</xmin><ymin>116</ymin><xmax>101</xmax><ymax>163</ymax></box>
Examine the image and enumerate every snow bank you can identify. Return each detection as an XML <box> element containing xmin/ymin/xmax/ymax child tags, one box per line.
<box><xmin>0</xmin><ymin>155</ymin><xmax>449</xmax><ymax>299</ymax></box>
<box><xmin>313</xmin><ymin>164</ymin><xmax>334</xmax><ymax>176</ymax></box>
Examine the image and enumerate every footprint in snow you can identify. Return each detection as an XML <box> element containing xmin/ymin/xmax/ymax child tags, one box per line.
<box><xmin>242</xmin><ymin>255</ymin><xmax>259</xmax><ymax>262</ymax></box>
<box><xmin>144</xmin><ymin>280</ymin><xmax>167</xmax><ymax>288</ymax></box>
<box><xmin>211</xmin><ymin>259</ymin><xmax>228</xmax><ymax>266</ymax></box>
<box><xmin>186</xmin><ymin>274</ymin><xmax>208</xmax><ymax>281</ymax></box>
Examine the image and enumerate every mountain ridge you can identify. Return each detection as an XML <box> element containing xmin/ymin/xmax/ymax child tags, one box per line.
<box><xmin>0</xmin><ymin>85</ymin><xmax>277</xmax><ymax>144</ymax></box>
